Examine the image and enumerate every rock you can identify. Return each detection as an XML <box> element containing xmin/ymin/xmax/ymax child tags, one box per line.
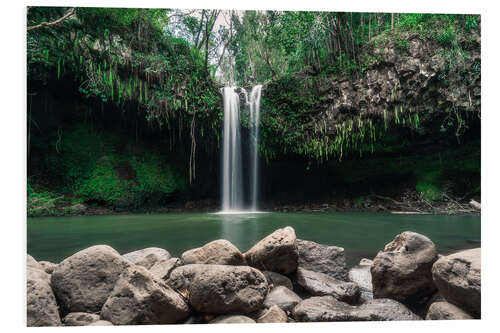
<box><xmin>348</xmin><ymin>259</ymin><xmax>373</xmax><ymax>302</ymax></box>
<box><xmin>425</xmin><ymin>301</ymin><xmax>473</xmax><ymax>320</ymax></box>
<box><xmin>296</xmin><ymin>239</ymin><xmax>347</xmax><ymax>280</ymax></box>
<box><xmin>87</xmin><ymin>320</ymin><xmax>113</xmax><ymax>326</ymax></box>
<box><xmin>256</xmin><ymin>305</ymin><xmax>288</xmax><ymax>323</ymax></box>
<box><xmin>431</xmin><ymin>248</ymin><xmax>481</xmax><ymax>317</ymax></box>
<box><xmin>39</xmin><ymin>261</ymin><xmax>57</xmax><ymax>274</ymax></box>
<box><xmin>122</xmin><ymin>247</ymin><xmax>171</xmax><ymax>269</ymax></box>
<box><xmin>292</xmin><ymin>296</ymin><xmax>421</xmax><ymax>322</ymax></box>
<box><xmin>63</xmin><ymin>312</ymin><xmax>100</xmax><ymax>326</ymax></box>
<box><xmin>371</xmin><ymin>231</ymin><xmax>438</xmax><ymax>304</ymax></box>
<box><xmin>469</xmin><ymin>199</ymin><xmax>481</xmax><ymax>210</ymax></box>
<box><xmin>263</xmin><ymin>286</ymin><xmax>302</xmax><ymax>311</ymax></box>
<box><xmin>181</xmin><ymin>239</ymin><xmax>245</xmax><ymax>265</ymax></box>
<box><xmin>101</xmin><ymin>265</ymin><xmax>190</xmax><ymax>325</ymax></box>
<box><xmin>295</xmin><ymin>267</ymin><xmax>360</xmax><ymax>304</ymax></box>
<box><xmin>51</xmin><ymin>245</ymin><xmax>131</xmax><ymax>314</ymax></box>
<box><xmin>168</xmin><ymin>264</ymin><xmax>268</xmax><ymax>314</ymax></box>
<box><xmin>149</xmin><ymin>257</ymin><xmax>182</xmax><ymax>281</ymax></box>
<box><xmin>244</xmin><ymin>227</ymin><xmax>299</xmax><ymax>275</ymax></box>
<box><xmin>27</xmin><ymin>254</ymin><xmax>51</xmax><ymax>284</ymax></box>
<box><xmin>27</xmin><ymin>277</ymin><xmax>61</xmax><ymax>326</ymax></box>
<box><xmin>182</xmin><ymin>315</ymin><xmax>205</xmax><ymax>324</ymax></box>
<box><xmin>263</xmin><ymin>271</ymin><xmax>293</xmax><ymax>290</ymax></box>
<box><xmin>209</xmin><ymin>315</ymin><xmax>256</xmax><ymax>324</ymax></box>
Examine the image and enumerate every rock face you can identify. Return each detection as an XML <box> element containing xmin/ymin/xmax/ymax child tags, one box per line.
<box><xmin>296</xmin><ymin>239</ymin><xmax>347</xmax><ymax>280</ymax></box>
<box><xmin>101</xmin><ymin>265</ymin><xmax>190</xmax><ymax>325</ymax></box>
<box><xmin>186</xmin><ymin>265</ymin><xmax>269</xmax><ymax>314</ymax></box>
<box><xmin>425</xmin><ymin>301</ymin><xmax>473</xmax><ymax>320</ymax></box>
<box><xmin>63</xmin><ymin>312</ymin><xmax>100</xmax><ymax>326</ymax></box>
<box><xmin>371</xmin><ymin>231</ymin><xmax>438</xmax><ymax>304</ymax></box>
<box><xmin>348</xmin><ymin>259</ymin><xmax>373</xmax><ymax>302</ymax></box>
<box><xmin>209</xmin><ymin>315</ymin><xmax>256</xmax><ymax>324</ymax></box>
<box><xmin>244</xmin><ymin>227</ymin><xmax>299</xmax><ymax>275</ymax></box>
<box><xmin>181</xmin><ymin>239</ymin><xmax>245</xmax><ymax>265</ymax></box>
<box><xmin>50</xmin><ymin>245</ymin><xmax>131</xmax><ymax>314</ymax></box>
<box><xmin>27</xmin><ymin>276</ymin><xmax>62</xmax><ymax>326</ymax></box>
<box><xmin>149</xmin><ymin>257</ymin><xmax>182</xmax><ymax>281</ymax></box>
<box><xmin>122</xmin><ymin>247</ymin><xmax>171</xmax><ymax>269</ymax></box>
<box><xmin>257</xmin><ymin>305</ymin><xmax>288</xmax><ymax>323</ymax></box>
<box><xmin>263</xmin><ymin>286</ymin><xmax>302</xmax><ymax>311</ymax></box>
<box><xmin>263</xmin><ymin>271</ymin><xmax>294</xmax><ymax>290</ymax></box>
<box><xmin>295</xmin><ymin>267</ymin><xmax>360</xmax><ymax>304</ymax></box>
<box><xmin>431</xmin><ymin>248</ymin><xmax>481</xmax><ymax>317</ymax></box>
<box><xmin>293</xmin><ymin>296</ymin><xmax>421</xmax><ymax>322</ymax></box>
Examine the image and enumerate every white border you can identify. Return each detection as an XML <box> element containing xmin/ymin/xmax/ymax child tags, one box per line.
<box><xmin>2</xmin><ymin>0</ymin><xmax>499</xmax><ymax>332</ymax></box>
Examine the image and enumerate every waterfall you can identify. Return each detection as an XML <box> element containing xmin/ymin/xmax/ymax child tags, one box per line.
<box><xmin>222</xmin><ymin>87</ymin><xmax>243</xmax><ymax>211</ymax></box>
<box><xmin>249</xmin><ymin>85</ymin><xmax>262</xmax><ymax>211</ymax></box>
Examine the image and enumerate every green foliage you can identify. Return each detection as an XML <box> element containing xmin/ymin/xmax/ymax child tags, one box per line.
<box><xmin>415</xmin><ymin>170</ymin><xmax>442</xmax><ymax>201</ymax></box>
<box><xmin>27</xmin><ymin>179</ymin><xmax>62</xmax><ymax>217</ymax></box>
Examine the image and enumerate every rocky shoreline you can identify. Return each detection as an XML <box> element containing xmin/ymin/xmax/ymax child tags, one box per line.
<box><xmin>27</xmin><ymin>227</ymin><xmax>481</xmax><ymax>326</ymax></box>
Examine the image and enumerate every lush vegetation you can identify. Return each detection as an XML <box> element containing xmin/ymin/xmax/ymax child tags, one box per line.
<box><xmin>27</xmin><ymin>8</ymin><xmax>481</xmax><ymax>216</ymax></box>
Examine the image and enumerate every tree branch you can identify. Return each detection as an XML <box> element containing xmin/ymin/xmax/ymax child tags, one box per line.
<box><xmin>27</xmin><ymin>8</ymin><xmax>76</xmax><ymax>31</ymax></box>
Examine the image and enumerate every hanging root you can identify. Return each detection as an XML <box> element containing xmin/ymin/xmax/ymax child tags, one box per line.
<box><xmin>189</xmin><ymin>113</ymin><xmax>196</xmax><ymax>184</ymax></box>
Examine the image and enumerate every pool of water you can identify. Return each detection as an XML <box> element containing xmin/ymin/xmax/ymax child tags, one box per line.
<box><xmin>27</xmin><ymin>212</ymin><xmax>480</xmax><ymax>267</ymax></box>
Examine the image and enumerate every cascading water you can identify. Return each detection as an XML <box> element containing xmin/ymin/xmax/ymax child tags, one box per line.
<box><xmin>222</xmin><ymin>87</ymin><xmax>244</xmax><ymax>211</ymax></box>
<box><xmin>249</xmin><ymin>85</ymin><xmax>262</xmax><ymax>211</ymax></box>
<box><xmin>220</xmin><ymin>85</ymin><xmax>263</xmax><ymax>213</ymax></box>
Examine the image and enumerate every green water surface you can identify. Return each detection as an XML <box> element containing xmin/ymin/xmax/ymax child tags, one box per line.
<box><xmin>27</xmin><ymin>212</ymin><xmax>480</xmax><ymax>267</ymax></box>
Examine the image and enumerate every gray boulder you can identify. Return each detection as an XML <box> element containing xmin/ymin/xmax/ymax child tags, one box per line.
<box><xmin>293</xmin><ymin>296</ymin><xmax>421</xmax><ymax>322</ymax></box>
<box><xmin>27</xmin><ymin>276</ymin><xmax>61</xmax><ymax>326</ymax></box>
<box><xmin>297</xmin><ymin>239</ymin><xmax>347</xmax><ymax>280</ymax></box>
<box><xmin>182</xmin><ymin>239</ymin><xmax>245</xmax><ymax>265</ymax></box>
<box><xmin>101</xmin><ymin>265</ymin><xmax>190</xmax><ymax>325</ymax></box>
<box><xmin>51</xmin><ymin>245</ymin><xmax>131</xmax><ymax>313</ymax></box>
<box><xmin>348</xmin><ymin>258</ymin><xmax>373</xmax><ymax>302</ymax></box>
<box><xmin>295</xmin><ymin>267</ymin><xmax>360</xmax><ymax>304</ymax></box>
<box><xmin>425</xmin><ymin>301</ymin><xmax>473</xmax><ymax>320</ymax></box>
<box><xmin>256</xmin><ymin>305</ymin><xmax>288</xmax><ymax>323</ymax></box>
<box><xmin>122</xmin><ymin>247</ymin><xmax>171</xmax><ymax>269</ymax></box>
<box><xmin>149</xmin><ymin>257</ymin><xmax>182</xmax><ymax>281</ymax></box>
<box><xmin>168</xmin><ymin>264</ymin><xmax>268</xmax><ymax>314</ymax></box>
<box><xmin>39</xmin><ymin>261</ymin><xmax>57</xmax><ymax>274</ymax></box>
<box><xmin>27</xmin><ymin>254</ymin><xmax>51</xmax><ymax>284</ymax></box>
<box><xmin>371</xmin><ymin>231</ymin><xmax>438</xmax><ymax>304</ymax></box>
<box><xmin>87</xmin><ymin>320</ymin><xmax>113</xmax><ymax>326</ymax></box>
<box><xmin>63</xmin><ymin>312</ymin><xmax>100</xmax><ymax>326</ymax></box>
<box><xmin>432</xmin><ymin>248</ymin><xmax>481</xmax><ymax>317</ymax></box>
<box><xmin>263</xmin><ymin>286</ymin><xmax>302</xmax><ymax>311</ymax></box>
<box><xmin>210</xmin><ymin>315</ymin><xmax>256</xmax><ymax>324</ymax></box>
<box><xmin>263</xmin><ymin>271</ymin><xmax>293</xmax><ymax>290</ymax></box>
<box><xmin>244</xmin><ymin>227</ymin><xmax>299</xmax><ymax>275</ymax></box>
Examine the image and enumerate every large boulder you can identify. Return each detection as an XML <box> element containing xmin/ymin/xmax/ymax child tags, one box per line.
<box><xmin>39</xmin><ymin>261</ymin><xmax>57</xmax><ymax>274</ymax></box>
<box><xmin>292</xmin><ymin>296</ymin><xmax>421</xmax><ymax>322</ymax></box>
<box><xmin>101</xmin><ymin>265</ymin><xmax>190</xmax><ymax>325</ymax></box>
<box><xmin>371</xmin><ymin>231</ymin><xmax>438</xmax><ymax>304</ymax></box>
<box><xmin>256</xmin><ymin>305</ymin><xmax>288</xmax><ymax>323</ymax></box>
<box><xmin>122</xmin><ymin>247</ymin><xmax>171</xmax><ymax>269</ymax></box>
<box><xmin>27</xmin><ymin>254</ymin><xmax>51</xmax><ymax>285</ymax></box>
<box><xmin>181</xmin><ymin>239</ymin><xmax>245</xmax><ymax>265</ymax></box>
<box><xmin>244</xmin><ymin>227</ymin><xmax>299</xmax><ymax>275</ymax></box>
<box><xmin>263</xmin><ymin>271</ymin><xmax>293</xmax><ymax>290</ymax></box>
<box><xmin>27</xmin><ymin>276</ymin><xmax>62</xmax><ymax>327</ymax></box>
<box><xmin>431</xmin><ymin>248</ymin><xmax>481</xmax><ymax>317</ymax></box>
<box><xmin>63</xmin><ymin>312</ymin><xmax>100</xmax><ymax>326</ymax></box>
<box><xmin>296</xmin><ymin>239</ymin><xmax>347</xmax><ymax>280</ymax></box>
<box><xmin>348</xmin><ymin>259</ymin><xmax>373</xmax><ymax>302</ymax></box>
<box><xmin>295</xmin><ymin>267</ymin><xmax>360</xmax><ymax>304</ymax></box>
<box><xmin>87</xmin><ymin>320</ymin><xmax>113</xmax><ymax>326</ymax></box>
<box><xmin>209</xmin><ymin>315</ymin><xmax>256</xmax><ymax>324</ymax></box>
<box><xmin>149</xmin><ymin>257</ymin><xmax>182</xmax><ymax>281</ymax></box>
<box><xmin>168</xmin><ymin>264</ymin><xmax>268</xmax><ymax>314</ymax></box>
<box><xmin>425</xmin><ymin>301</ymin><xmax>474</xmax><ymax>320</ymax></box>
<box><xmin>263</xmin><ymin>286</ymin><xmax>302</xmax><ymax>311</ymax></box>
<box><xmin>51</xmin><ymin>245</ymin><xmax>131</xmax><ymax>314</ymax></box>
